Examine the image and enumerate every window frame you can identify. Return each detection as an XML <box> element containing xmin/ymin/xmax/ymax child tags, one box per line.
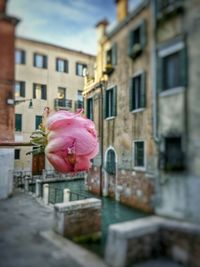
<box><xmin>33</xmin><ymin>53</ymin><xmax>47</xmax><ymax>69</ymax></box>
<box><xmin>14</xmin><ymin>149</ymin><xmax>20</xmax><ymax>160</ymax></box>
<box><xmin>76</xmin><ymin>63</ymin><xmax>87</xmax><ymax>76</ymax></box>
<box><xmin>128</xmin><ymin>20</ymin><xmax>146</xmax><ymax>59</ymax></box>
<box><xmin>158</xmin><ymin>41</ymin><xmax>187</xmax><ymax>94</ymax></box>
<box><xmin>15</xmin><ymin>49</ymin><xmax>26</xmax><ymax>64</ymax></box>
<box><xmin>130</xmin><ymin>71</ymin><xmax>146</xmax><ymax>112</ymax></box>
<box><xmin>104</xmin><ymin>86</ymin><xmax>117</xmax><ymax>120</ymax></box>
<box><xmin>33</xmin><ymin>83</ymin><xmax>47</xmax><ymax>100</ymax></box>
<box><xmin>15</xmin><ymin>81</ymin><xmax>25</xmax><ymax>98</ymax></box>
<box><xmin>56</xmin><ymin>58</ymin><xmax>68</xmax><ymax>73</ymax></box>
<box><xmin>133</xmin><ymin>140</ymin><xmax>146</xmax><ymax>171</ymax></box>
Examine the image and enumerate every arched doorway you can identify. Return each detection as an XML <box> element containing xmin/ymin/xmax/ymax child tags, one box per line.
<box><xmin>104</xmin><ymin>147</ymin><xmax>117</xmax><ymax>197</ymax></box>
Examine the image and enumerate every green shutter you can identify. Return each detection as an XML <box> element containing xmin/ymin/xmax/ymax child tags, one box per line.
<box><xmin>42</xmin><ymin>85</ymin><xmax>47</xmax><ymax>100</ymax></box>
<box><xmin>103</xmin><ymin>90</ymin><xmax>107</xmax><ymax>119</ymax></box>
<box><xmin>157</xmin><ymin>55</ymin><xmax>163</xmax><ymax>92</ymax></box>
<box><xmin>140</xmin><ymin>20</ymin><xmax>147</xmax><ymax>50</ymax></box>
<box><xmin>113</xmin><ymin>86</ymin><xmax>117</xmax><ymax>116</ymax></box>
<box><xmin>35</xmin><ymin>115</ymin><xmax>42</xmax><ymax>129</ymax></box>
<box><xmin>33</xmin><ymin>53</ymin><xmax>36</xmax><ymax>67</ymax></box>
<box><xmin>180</xmin><ymin>45</ymin><xmax>187</xmax><ymax>87</ymax></box>
<box><xmin>141</xmin><ymin>72</ymin><xmax>146</xmax><ymax>108</ymax></box>
<box><xmin>112</xmin><ymin>43</ymin><xmax>117</xmax><ymax>65</ymax></box>
<box><xmin>44</xmin><ymin>56</ymin><xmax>47</xmax><ymax>68</ymax></box>
<box><xmin>33</xmin><ymin>84</ymin><xmax>36</xmax><ymax>98</ymax></box>
<box><xmin>15</xmin><ymin>114</ymin><xmax>22</xmax><ymax>131</ymax></box>
<box><xmin>128</xmin><ymin>31</ymin><xmax>134</xmax><ymax>57</ymax></box>
<box><xmin>20</xmin><ymin>82</ymin><xmax>25</xmax><ymax>97</ymax></box>
<box><xmin>56</xmin><ymin>58</ymin><xmax>59</xmax><ymax>71</ymax></box>
<box><xmin>22</xmin><ymin>50</ymin><xmax>25</xmax><ymax>64</ymax></box>
<box><xmin>129</xmin><ymin>78</ymin><xmax>133</xmax><ymax>111</ymax></box>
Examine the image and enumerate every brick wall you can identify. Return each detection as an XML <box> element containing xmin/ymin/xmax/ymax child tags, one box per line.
<box><xmin>0</xmin><ymin>15</ymin><xmax>17</xmax><ymax>142</ymax></box>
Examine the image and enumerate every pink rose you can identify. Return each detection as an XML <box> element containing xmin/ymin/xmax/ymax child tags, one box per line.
<box><xmin>45</xmin><ymin>109</ymin><xmax>99</xmax><ymax>173</ymax></box>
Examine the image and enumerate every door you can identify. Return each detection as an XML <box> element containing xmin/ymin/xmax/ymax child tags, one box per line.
<box><xmin>32</xmin><ymin>153</ymin><xmax>45</xmax><ymax>175</ymax></box>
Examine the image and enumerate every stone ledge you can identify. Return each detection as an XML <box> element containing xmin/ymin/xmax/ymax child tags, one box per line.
<box><xmin>54</xmin><ymin>198</ymin><xmax>101</xmax><ymax>212</ymax></box>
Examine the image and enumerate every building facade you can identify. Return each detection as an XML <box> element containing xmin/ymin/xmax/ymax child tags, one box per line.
<box><xmin>84</xmin><ymin>0</ymin><xmax>156</xmax><ymax>213</ymax></box>
<box><xmin>153</xmin><ymin>0</ymin><xmax>200</xmax><ymax>223</ymax></box>
<box><xmin>14</xmin><ymin>37</ymin><xmax>95</xmax><ymax>174</ymax></box>
<box><xmin>0</xmin><ymin>0</ymin><xmax>19</xmax><ymax>199</ymax></box>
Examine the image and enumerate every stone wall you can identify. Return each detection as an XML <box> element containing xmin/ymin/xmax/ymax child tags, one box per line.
<box><xmin>105</xmin><ymin>216</ymin><xmax>200</xmax><ymax>267</ymax></box>
<box><xmin>53</xmin><ymin>198</ymin><xmax>101</xmax><ymax>240</ymax></box>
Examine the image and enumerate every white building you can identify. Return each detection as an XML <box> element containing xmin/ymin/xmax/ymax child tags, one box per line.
<box><xmin>14</xmin><ymin>37</ymin><xmax>95</xmax><ymax>174</ymax></box>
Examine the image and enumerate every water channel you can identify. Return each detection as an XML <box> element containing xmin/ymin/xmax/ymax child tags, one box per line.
<box><xmin>47</xmin><ymin>179</ymin><xmax>149</xmax><ymax>257</ymax></box>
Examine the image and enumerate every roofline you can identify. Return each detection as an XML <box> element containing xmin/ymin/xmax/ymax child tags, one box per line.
<box><xmin>107</xmin><ymin>0</ymin><xmax>149</xmax><ymax>39</ymax></box>
<box><xmin>16</xmin><ymin>36</ymin><xmax>96</xmax><ymax>58</ymax></box>
<box><xmin>0</xmin><ymin>14</ymin><xmax>20</xmax><ymax>25</ymax></box>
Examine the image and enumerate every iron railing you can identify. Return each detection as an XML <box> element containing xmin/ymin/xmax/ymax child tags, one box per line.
<box><xmin>75</xmin><ymin>100</ymin><xmax>84</xmax><ymax>109</ymax></box>
<box><xmin>48</xmin><ymin>187</ymin><xmax>64</xmax><ymax>204</ymax></box>
<box><xmin>54</xmin><ymin>98</ymin><xmax>72</xmax><ymax>110</ymax></box>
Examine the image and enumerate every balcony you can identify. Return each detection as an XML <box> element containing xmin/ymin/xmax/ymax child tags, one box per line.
<box><xmin>75</xmin><ymin>100</ymin><xmax>84</xmax><ymax>110</ymax></box>
<box><xmin>103</xmin><ymin>64</ymin><xmax>114</xmax><ymax>75</ymax></box>
<box><xmin>54</xmin><ymin>98</ymin><xmax>72</xmax><ymax>110</ymax></box>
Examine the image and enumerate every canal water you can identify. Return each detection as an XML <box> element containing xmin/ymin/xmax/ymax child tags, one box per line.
<box><xmin>48</xmin><ymin>179</ymin><xmax>149</xmax><ymax>257</ymax></box>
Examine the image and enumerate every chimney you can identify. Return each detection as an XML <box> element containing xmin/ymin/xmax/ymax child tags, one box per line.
<box><xmin>115</xmin><ymin>0</ymin><xmax>128</xmax><ymax>22</ymax></box>
<box><xmin>95</xmin><ymin>19</ymin><xmax>109</xmax><ymax>41</ymax></box>
<box><xmin>0</xmin><ymin>0</ymin><xmax>8</xmax><ymax>14</ymax></box>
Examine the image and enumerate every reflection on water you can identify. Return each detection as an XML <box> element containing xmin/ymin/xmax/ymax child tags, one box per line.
<box><xmin>50</xmin><ymin>179</ymin><xmax>148</xmax><ymax>256</ymax></box>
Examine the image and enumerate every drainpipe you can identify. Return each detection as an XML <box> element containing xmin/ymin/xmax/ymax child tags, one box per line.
<box><xmin>99</xmin><ymin>81</ymin><xmax>104</xmax><ymax>197</ymax></box>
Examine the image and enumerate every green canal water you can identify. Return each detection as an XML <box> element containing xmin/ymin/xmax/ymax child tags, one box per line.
<box><xmin>48</xmin><ymin>179</ymin><xmax>149</xmax><ymax>257</ymax></box>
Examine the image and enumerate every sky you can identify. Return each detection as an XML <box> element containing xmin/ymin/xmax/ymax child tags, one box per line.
<box><xmin>8</xmin><ymin>0</ymin><xmax>142</xmax><ymax>55</ymax></box>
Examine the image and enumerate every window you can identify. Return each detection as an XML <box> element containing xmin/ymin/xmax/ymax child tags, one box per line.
<box><xmin>33</xmin><ymin>53</ymin><xmax>47</xmax><ymax>68</ymax></box>
<box><xmin>163</xmin><ymin>52</ymin><xmax>181</xmax><ymax>89</ymax></box>
<box><xmin>56</xmin><ymin>87</ymin><xmax>66</xmax><ymax>107</ymax></box>
<box><xmin>15</xmin><ymin>114</ymin><xmax>22</xmax><ymax>132</ymax></box>
<box><xmin>134</xmin><ymin>141</ymin><xmax>145</xmax><ymax>168</ymax></box>
<box><xmin>33</xmin><ymin>84</ymin><xmax>47</xmax><ymax>100</ymax></box>
<box><xmin>161</xmin><ymin>137</ymin><xmax>185</xmax><ymax>171</ymax></box>
<box><xmin>128</xmin><ymin>20</ymin><xmax>146</xmax><ymax>58</ymax></box>
<box><xmin>106</xmin><ymin>149</ymin><xmax>116</xmax><ymax>175</ymax></box>
<box><xmin>158</xmin><ymin>43</ymin><xmax>187</xmax><ymax>92</ymax></box>
<box><xmin>156</xmin><ymin>0</ymin><xmax>183</xmax><ymax>18</ymax></box>
<box><xmin>56</xmin><ymin>58</ymin><xmax>68</xmax><ymax>73</ymax></box>
<box><xmin>76</xmin><ymin>90</ymin><xmax>84</xmax><ymax>109</ymax></box>
<box><xmin>104</xmin><ymin>86</ymin><xmax>117</xmax><ymax>119</ymax></box>
<box><xmin>86</xmin><ymin>98</ymin><xmax>93</xmax><ymax>120</ymax></box>
<box><xmin>106</xmin><ymin>43</ymin><xmax>117</xmax><ymax>65</ymax></box>
<box><xmin>15</xmin><ymin>81</ymin><xmax>25</xmax><ymax>97</ymax></box>
<box><xmin>35</xmin><ymin>115</ymin><xmax>43</xmax><ymax>130</ymax></box>
<box><xmin>57</xmin><ymin>87</ymin><xmax>66</xmax><ymax>99</ymax></box>
<box><xmin>76</xmin><ymin>63</ymin><xmax>87</xmax><ymax>76</ymax></box>
<box><xmin>14</xmin><ymin>149</ymin><xmax>20</xmax><ymax>160</ymax></box>
<box><xmin>15</xmin><ymin>49</ymin><xmax>25</xmax><ymax>64</ymax></box>
<box><xmin>130</xmin><ymin>73</ymin><xmax>146</xmax><ymax>111</ymax></box>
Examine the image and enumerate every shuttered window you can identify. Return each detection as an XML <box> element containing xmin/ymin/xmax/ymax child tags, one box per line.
<box><xmin>15</xmin><ymin>114</ymin><xmax>22</xmax><ymax>132</ymax></box>
<box><xmin>129</xmin><ymin>72</ymin><xmax>146</xmax><ymax>111</ymax></box>
<box><xmin>33</xmin><ymin>53</ymin><xmax>47</xmax><ymax>68</ymax></box>
<box><xmin>104</xmin><ymin>86</ymin><xmax>117</xmax><ymax>118</ymax></box>
<box><xmin>128</xmin><ymin>20</ymin><xmax>146</xmax><ymax>59</ymax></box>
<box><xmin>106</xmin><ymin>43</ymin><xmax>117</xmax><ymax>65</ymax></box>
<box><xmin>56</xmin><ymin>58</ymin><xmax>68</xmax><ymax>73</ymax></box>
<box><xmin>15</xmin><ymin>81</ymin><xmax>25</xmax><ymax>97</ymax></box>
<box><xmin>14</xmin><ymin>149</ymin><xmax>20</xmax><ymax>160</ymax></box>
<box><xmin>15</xmin><ymin>49</ymin><xmax>26</xmax><ymax>64</ymax></box>
<box><xmin>33</xmin><ymin>84</ymin><xmax>47</xmax><ymax>100</ymax></box>
<box><xmin>158</xmin><ymin>46</ymin><xmax>187</xmax><ymax>92</ymax></box>
<box><xmin>86</xmin><ymin>98</ymin><xmax>93</xmax><ymax>120</ymax></box>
